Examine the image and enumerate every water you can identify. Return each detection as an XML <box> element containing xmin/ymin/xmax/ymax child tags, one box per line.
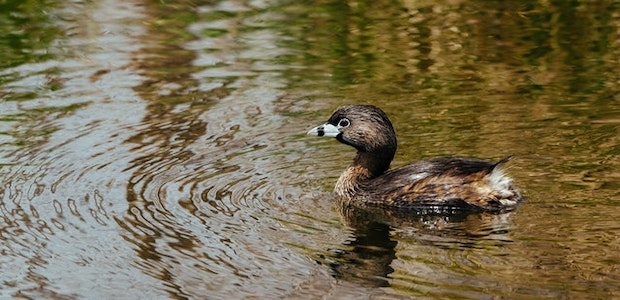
<box><xmin>1</xmin><ymin>0</ymin><xmax>619</xmax><ymax>298</ymax></box>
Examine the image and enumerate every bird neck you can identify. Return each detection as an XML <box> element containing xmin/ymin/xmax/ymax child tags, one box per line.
<box><xmin>334</xmin><ymin>150</ymin><xmax>394</xmax><ymax>198</ymax></box>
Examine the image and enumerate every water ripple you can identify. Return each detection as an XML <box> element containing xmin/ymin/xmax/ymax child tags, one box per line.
<box><xmin>2</xmin><ymin>0</ymin><xmax>619</xmax><ymax>298</ymax></box>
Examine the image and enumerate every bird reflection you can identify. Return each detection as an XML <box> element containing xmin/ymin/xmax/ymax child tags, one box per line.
<box><xmin>321</xmin><ymin>201</ymin><xmax>515</xmax><ymax>287</ymax></box>
<box><xmin>326</xmin><ymin>220</ymin><xmax>396</xmax><ymax>287</ymax></box>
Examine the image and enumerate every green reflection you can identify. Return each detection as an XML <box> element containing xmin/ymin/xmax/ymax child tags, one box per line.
<box><xmin>0</xmin><ymin>0</ymin><xmax>60</xmax><ymax>69</ymax></box>
<box><xmin>271</xmin><ymin>0</ymin><xmax>620</xmax><ymax>102</ymax></box>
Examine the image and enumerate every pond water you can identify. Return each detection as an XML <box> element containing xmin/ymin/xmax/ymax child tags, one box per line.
<box><xmin>1</xmin><ymin>0</ymin><xmax>619</xmax><ymax>299</ymax></box>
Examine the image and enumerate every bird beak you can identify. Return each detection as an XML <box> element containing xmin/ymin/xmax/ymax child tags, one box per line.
<box><xmin>307</xmin><ymin>123</ymin><xmax>340</xmax><ymax>137</ymax></box>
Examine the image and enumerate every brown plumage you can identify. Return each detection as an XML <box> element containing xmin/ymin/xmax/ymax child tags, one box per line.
<box><xmin>307</xmin><ymin>105</ymin><xmax>523</xmax><ymax>212</ymax></box>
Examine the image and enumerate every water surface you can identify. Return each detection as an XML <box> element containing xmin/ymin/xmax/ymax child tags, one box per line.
<box><xmin>1</xmin><ymin>0</ymin><xmax>619</xmax><ymax>299</ymax></box>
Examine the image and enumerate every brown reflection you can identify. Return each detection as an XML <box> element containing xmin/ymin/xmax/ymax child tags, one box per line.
<box><xmin>116</xmin><ymin>1</ymin><xmax>218</xmax><ymax>298</ymax></box>
<box><xmin>326</xmin><ymin>220</ymin><xmax>396</xmax><ymax>287</ymax></box>
<box><xmin>324</xmin><ymin>201</ymin><xmax>515</xmax><ymax>287</ymax></box>
<box><xmin>116</xmin><ymin>0</ymin><xmax>293</xmax><ymax>297</ymax></box>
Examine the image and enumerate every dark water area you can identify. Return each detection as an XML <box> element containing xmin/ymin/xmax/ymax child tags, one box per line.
<box><xmin>1</xmin><ymin>0</ymin><xmax>619</xmax><ymax>298</ymax></box>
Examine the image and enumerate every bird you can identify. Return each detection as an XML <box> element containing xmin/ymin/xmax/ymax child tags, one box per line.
<box><xmin>307</xmin><ymin>105</ymin><xmax>523</xmax><ymax>212</ymax></box>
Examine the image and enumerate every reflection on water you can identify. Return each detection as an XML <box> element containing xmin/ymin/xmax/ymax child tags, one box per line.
<box><xmin>326</xmin><ymin>221</ymin><xmax>396</xmax><ymax>288</ymax></box>
<box><xmin>1</xmin><ymin>0</ymin><xmax>619</xmax><ymax>298</ymax></box>
<box><xmin>324</xmin><ymin>202</ymin><xmax>517</xmax><ymax>290</ymax></box>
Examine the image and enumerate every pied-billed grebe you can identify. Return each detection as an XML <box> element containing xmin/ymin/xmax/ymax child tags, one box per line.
<box><xmin>307</xmin><ymin>105</ymin><xmax>523</xmax><ymax>212</ymax></box>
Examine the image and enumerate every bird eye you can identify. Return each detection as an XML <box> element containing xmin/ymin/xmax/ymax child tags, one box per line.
<box><xmin>338</xmin><ymin>118</ymin><xmax>350</xmax><ymax>128</ymax></box>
